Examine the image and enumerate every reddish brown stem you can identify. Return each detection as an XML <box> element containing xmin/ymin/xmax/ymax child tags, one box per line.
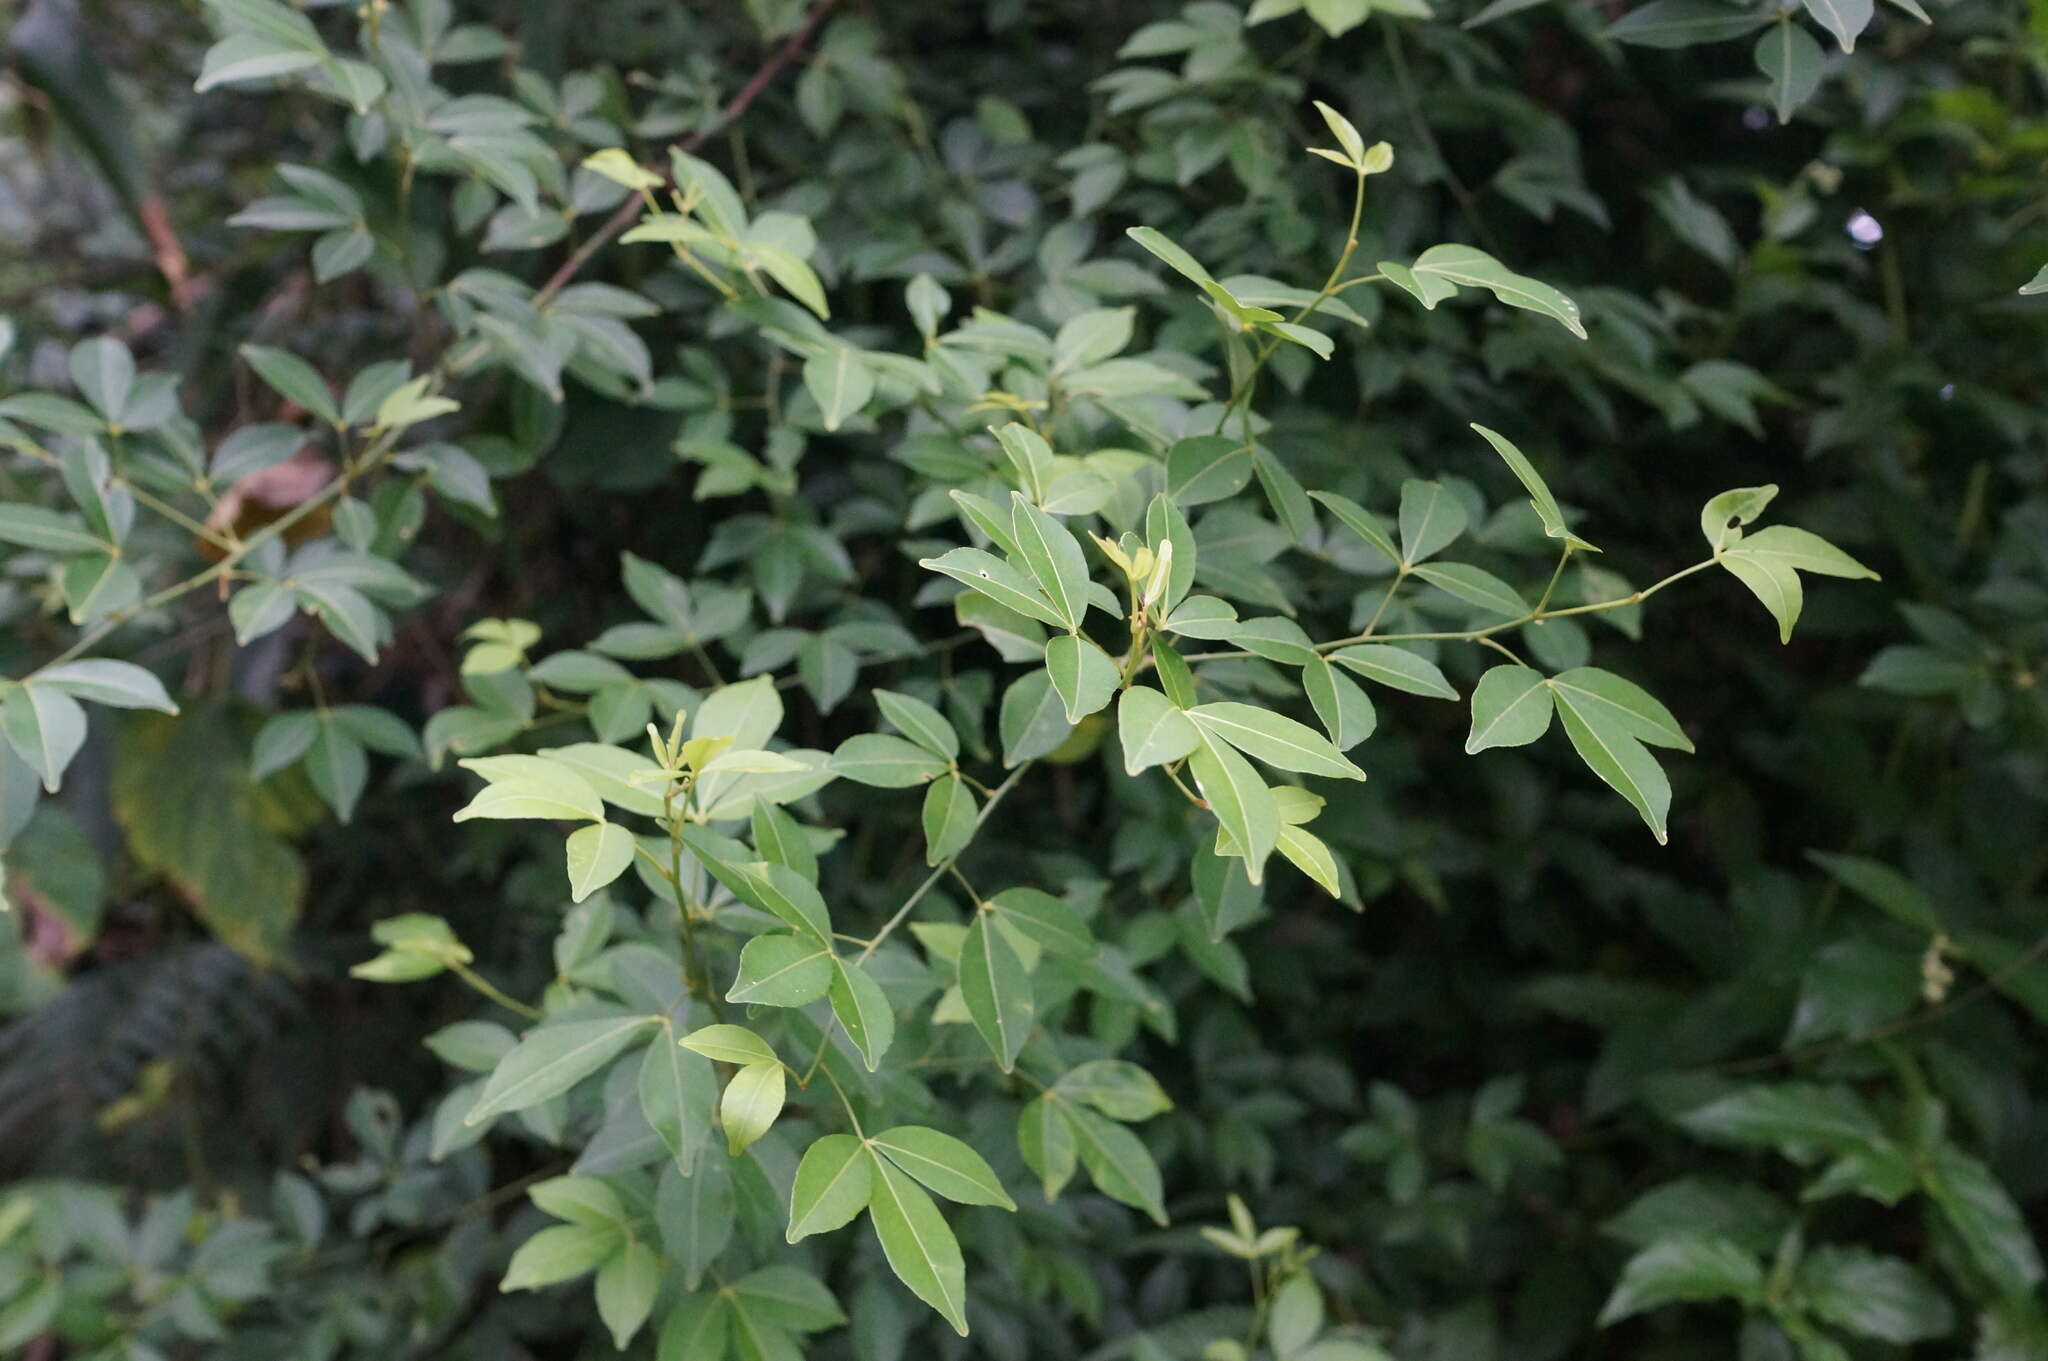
<box><xmin>533</xmin><ymin>0</ymin><xmax>839</xmax><ymax>306</ymax></box>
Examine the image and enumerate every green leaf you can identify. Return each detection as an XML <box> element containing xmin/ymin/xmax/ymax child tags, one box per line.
<box><xmin>1598</xmin><ymin>1237</ymin><xmax>1764</xmax><ymax>1325</ymax></box>
<box><xmin>1066</xmin><ymin>1104</ymin><xmax>1168</xmax><ymax>1225</ymax></box>
<box><xmin>1302</xmin><ymin>657</ymin><xmax>1375</xmax><ymax>750</ymax></box>
<box><xmin>960</xmin><ymin>911</ymin><xmax>1034</xmax><ymax>1071</ymax></box>
<box><xmin>1553</xmin><ymin>686</ymin><xmax>1672</xmax><ymax>843</ymax></box>
<box><xmin>565</xmin><ymin>822</ymin><xmax>635</xmax><ymax>903</ymax></box>
<box><xmin>1466</xmin><ymin>666</ymin><xmax>1555</xmax><ymax>753</ymax></box>
<box><xmin>34</xmin><ymin>660</ymin><xmax>178</xmax><ymax>713</ymax></box>
<box><xmin>680</xmin><ymin>1024</ymin><xmax>780</xmax><ymax>1066</ymax></box>
<box><xmin>2</xmin><ymin>685</ymin><xmax>87</xmax><ymax>792</ymax></box>
<box><xmin>993</xmin><ymin>423</ymin><xmax>1055</xmax><ymax>503</ymax></box>
<box><xmin>1309</xmin><ymin>490</ymin><xmax>1401</xmax><ymax>565</ymax></box>
<box><xmin>999</xmin><ymin>668</ymin><xmax>1075</xmax><ymax>766</ymax></box>
<box><xmin>1723</xmin><ymin>524</ymin><xmax>1879</xmax><ymax>580</ymax></box>
<box><xmin>656</xmin><ymin>1156</ymin><xmax>733</xmax><ymax>1290</ymax></box>
<box><xmin>1018</xmin><ymin>1094</ymin><xmax>1078</xmax><ymax>1201</ymax></box>
<box><xmin>921</xmin><ymin>774</ymin><xmax>977</xmax><ymax>867</ymax></box>
<box><xmin>1606</xmin><ymin>0</ymin><xmax>1773</xmax><ymax>47</ymax></box>
<box><xmin>195</xmin><ymin>32</ymin><xmax>325</xmax><ymax>91</ymax></box>
<box><xmin>1056</xmin><ymin>1060</ymin><xmax>1173</xmax><ymax>1121</ymax></box>
<box><xmin>721</xmin><ymin>1060</ymin><xmax>785</xmax><ymax>1155</ymax></box>
<box><xmin>1469</xmin><ymin>424</ymin><xmax>1597</xmax><ymax>551</ymax></box>
<box><xmin>1188</xmin><ymin>702</ymin><xmax>1365</xmax><ymax>781</ymax></box>
<box><xmin>453</xmin><ymin>760</ymin><xmax>606</xmax><ymax>822</ymax></box>
<box><xmin>501</xmin><ymin>1223</ymin><xmax>620</xmax><ymax>1291</ymax></box>
<box><xmin>240</xmin><ymin>344</ymin><xmax>339</xmax><ymax>425</ymax></box>
<box><xmin>1118</xmin><ymin>685</ymin><xmax>1198</xmax><ymax>775</ymax></box>
<box><xmin>1126</xmin><ymin>225</ymin><xmax>1217</xmax><ymax>289</ymax></box>
<box><xmin>467</xmin><ymin>1016</ymin><xmax>658</xmax><ymax>1125</ymax></box>
<box><xmin>1549</xmin><ymin>667</ymin><xmax>1692</xmax><ymax>751</ymax></box>
<box><xmin>0</xmin><ymin>505</ymin><xmax>101</xmax><ymax>554</ymax></box>
<box><xmin>804</xmin><ymin>349</ymin><xmax>875</xmax><ymax>431</ymax></box>
<box><xmin>788</xmin><ymin>1133</ymin><xmax>874</xmax><ymax>1242</ymax></box>
<box><xmin>1010</xmin><ymin>493</ymin><xmax>1092</xmax><ymax>629</ymax></box>
<box><xmin>1413</xmin><ymin>563</ymin><xmax>1530</xmax><ymax>617</ymax></box>
<box><xmin>1675</xmin><ymin>1083</ymin><xmax>1886</xmax><ymax>1153</ymax></box>
<box><xmin>1167</xmin><ymin>435</ymin><xmax>1253</xmax><ymax>507</ymax></box>
<box><xmin>727</xmin><ymin>934</ymin><xmax>833</xmax><ymax>1007</ymax></box>
<box><xmin>831</xmin><ymin>733</ymin><xmax>949</xmax><ymax>788</ymax></box>
<box><xmin>1699</xmin><ymin>484</ymin><xmax>1778</xmax><ymax>551</ymax></box>
<box><xmin>921</xmin><ymin>547</ymin><xmax>1067</xmax><ymax>629</ymax></box>
<box><xmin>640</xmin><ymin>1032</ymin><xmax>715</xmax><ymax>1174</ymax></box>
<box><xmin>1802</xmin><ymin>0</ymin><xmax>1870</xmax><ymax>50</ymax></box>
<box><xmin>1720</xmin><ymin>550</ymin><xmax>1803</xmax><ymax>643</ymax></box>
<box><xmin>739</xmin><ymin>860</ymin><xmax>834</xmax><ymax>945</ymax></box>
<box><xmin>1397</xmin><ymin>479</ymin><xmax>1469</xmax><ymax>565</ymax></box>
<box><xmin>1397</xmin><ymin>244</ymin><xmax>1586</xmax><ymax>338</ymax></box>
<box><xmin>989</xmin><ymin>887</ymin><xmax>1094</xmax><ymax>958</ymax></box>
<box><xmin>1922</xmin><ymin>1144</ymin><xmax>2043</xmax><ymax>1294</ymax></box>
<box><xmin>1268</xmin><ymin>1273</ymin><xmax>1324</xmax><ymax>1357</ymax></box>
<box><xmin>1794</xmin><ymin>1246</ymin><xmax>1953</xmax><ymax>1343</ymax></box>
<box><xmin>1755</xmin><ymin>21</ymin><xmax>1824</xmax><ymax>122</ymax></box>
<box><xmin>1045</xmin><ymin>633</ymin><xmax>1119</xmax><ymax>723</ymax></box>
<box><xmin>595</xmin><ymin>1239</ymin><xmax>660</xmax><ymax>1349</ymax></box>
<box><xmin>867</xmin><ymin>1150</ymin><xmax>970</xmax><ymax>1335</ymax></box>
<box><xmin>1188</xmin><ymin>729</ymin><xmax>1279</xmax><ymax>883</ymax></box>
<box><xmin>751</xmin><ymin>801</ymin><xmax>817</xmax><ymax>881</ymax></box>
<box><xmin>871</xmin><ymin>1126</ymin><xmax>1016</xmax><ymax>1208</ymax></box>
<box><xmin>1276</xmin><ymin>824</ymin><xmax>1343</xmax><ymax>898</ymax></box>
<box><xmin>874</xmin><ymin>688</ymin><xmax>959</xmax><ymax>760</ymax></box>
<box><xmin>656</xmin><ymin>1294</ymin><xmax>729</xmax><ymax>1361</ymax></box>
<box><xmin>829</xmin><ymin>956</ymin><xmax>896</xmax><ymax>1070</ymax></box>
<box><xmin>1331</xmin><ymin>645</ymin><xmax>1460</xmax><ymax>700</ymax></box>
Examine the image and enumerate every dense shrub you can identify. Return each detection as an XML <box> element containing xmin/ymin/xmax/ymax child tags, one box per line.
<box><xmin>1</xmin><ymin>1</ymin><xmax>2044</xmax><ymax>1358</ymax></box>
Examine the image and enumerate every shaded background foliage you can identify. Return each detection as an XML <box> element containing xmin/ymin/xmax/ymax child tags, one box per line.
<box><xmin>0</xmin><ymin>0</ymin><xmax>2045</xmax><ymax>1358</ymax></box>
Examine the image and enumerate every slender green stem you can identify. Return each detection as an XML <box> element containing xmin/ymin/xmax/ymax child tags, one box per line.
<box><xmin>664</xmin><ymin>785</ymin><xmax>724</xmax><ymax>1020</ymax></box>
<box><xmin>857</xmin><ymin>761</ymin><xmax>1032</xmax><ymax>963</ymax></box>
<box><xmin>449</xmin><ymin>962</ymin><xmax>542</xmax><ymax>1021</ymax></box>
<box><xmin>29</xmin><ymin>431</ymin><xmax>405</xmax><ymax>675</ymax></box>
<box><xmin>1531</xmin><ymin>544</ymin><xmax>1573</xmax><ymax>615</ymax></box>
<box><xmin>1358</xmin><ymin>568</ymin><xmax>1407</xmax><ymax>638</ymax></box>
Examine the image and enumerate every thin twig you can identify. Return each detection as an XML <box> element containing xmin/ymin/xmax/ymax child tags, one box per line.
<box><xmin>533</xmin><ymin>0</ymin><xmax>840</xmax><ymax>307</ymax></box>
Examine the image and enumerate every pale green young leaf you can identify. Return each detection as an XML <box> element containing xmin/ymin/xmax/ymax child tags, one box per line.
<box><xmin>501</xmin><ymin>1223</ymin><xmax>620</xmax><ymax>1291</ymax></box>
<box><xmin>680</xmin><ymin>1024</ymin><xmax>779</xmax><ymax>1066</ymax></box>
<box><xmin>1466</xmin><ymin>666</ymin><xmax>1555</xmax><ymax>753</ymax></box>
<box><xmin>960</xmin><ymin>912</ymin><xmax>1034</xmax><ymax>1071</ymax></box>
<box><xmin>1724</xmin><ymin>525</ymin><xmax>1879</xmax><ymax>579</ymax></box>
<box><xmin>1126</xmin><ymin>225</ymin><xmax>1217</xmax><ymax>289</ymax></box>
<box><xmin>1719</xmin><ymin>551</ymin><xmax>1804</xmax><ymax>643</ymax></box>
<box><xmin>720</xmin><ymin>1060</ymin><xmax>785</xmax><ymax>1155</ymax></box>
<box><xmin>1276</xmin><ymin>824</ymin><xmax>1343</xmax><ymax>898</ymax></box>
<box><xmin>788</xmin><ymin>1134</ymin><xmax>874</xmax><ymax>1242</ymax></box>
<box><xmin>1404</xmin><ymin>244</ymin><xmax>1586</xmax><ymax>338</ymax></box>
<box><xmin>1699</xmin><ymin>484</ymin><xmax>1778</xmax><ymax>551</ymax></box>
<box><xmin>867</xmin><ymin>1152</ymin><xmax>970</xmax><ymax>1335</ymax></box>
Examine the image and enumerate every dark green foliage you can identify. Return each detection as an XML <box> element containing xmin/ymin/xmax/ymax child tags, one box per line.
<box><xmin>1</xmin><ymin>0</ymin><xmax>2045</xmax><ymax>1357</ymax></box>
